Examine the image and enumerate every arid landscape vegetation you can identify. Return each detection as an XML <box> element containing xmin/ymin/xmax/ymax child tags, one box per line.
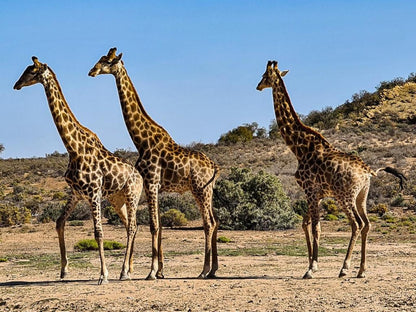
<box><xmin>1</xmin><ymin>78</ymin><xmax>416</xmax><ymax>311</ymax></box>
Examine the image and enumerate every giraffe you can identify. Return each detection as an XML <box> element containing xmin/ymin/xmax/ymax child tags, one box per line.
<box><xmin>14</xmin><ymin>57</ymin><xmax>143</xmax><ymax>284</ymax></box>
<box><xmin>256</xmin><ymin>61</ymin><xmax>406</xmax><ymax>279</ymax></box>
<box><xmin>88</xmin><ymin>48</ymin><xmax>220</xmax><ymax>280</ymax></box>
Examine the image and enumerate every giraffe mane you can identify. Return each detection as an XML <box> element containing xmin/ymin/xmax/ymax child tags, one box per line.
<box><xmin>47</xmin><ymin>66</ymin><xmax>104</xmax><ymax>148</ymax></box>
<box><xmin>276</xmin><ymin>74</ymin><xmax>331</xmax><ymax>147</ymax></box>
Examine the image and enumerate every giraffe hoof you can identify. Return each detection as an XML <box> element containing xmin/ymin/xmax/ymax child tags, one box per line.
<box><xmin>339</xmin><ymin>268</ymin><xmax>348</xmax><ymax>278</ymax></box>
<box><xmin>357</xmin><ymin>272</ymin><xmax>366</xmax><ymax>278</ymax></box>
<box><xmin>156</xmin><ymin>273</ymin><xmax>165</xmax><ymax>279</ymax></box>
<box><xmin>197</xmin><ymin>272</ymin><xmax>208</xmax><ymax>279</ymax></box>
<box><xmin>98</xmin><ymin>277</ymin><xmax>109</xmax><ymax>285</ymax></box>
<box><xmin>146</xmin><ymin>273</ymin><xmax>157</xmax><ymax>281</ymax></box>
<box><xmin>60</xmin><ymin>271</ymin><xmax>68</xmax><ymax>280</ymax></box>
<box><xmin>302</xmin><ymin>271</ymin><xmax>313</xmax><ymax>279</ymax></box>
<box><xmin>207</xmin><ymin>271</ymin><xmax>217</xmax><ymax>279</ymax></box>
<box><xmin>120</xmin><ymin>272</ymin><xmax>131</xmax><ymax>281</ymax></box>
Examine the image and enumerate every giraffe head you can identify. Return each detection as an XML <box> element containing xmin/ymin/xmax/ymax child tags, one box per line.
<box><xmin>14</xmin><ymin>57</ymin><xmax>48</xmax><ymax>90</ymax></box>
<box><xmin>88</xmin><ymin>47</ymin><xmax>123</xmax><ymax>77</ymax></box>
<box><xmin>256</xmin><ymin>60</ymin><xmax>289</xmax><ymax>91</ymax></box>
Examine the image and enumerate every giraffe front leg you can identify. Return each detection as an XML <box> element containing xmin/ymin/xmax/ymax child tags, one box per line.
<box><xmin>301</xmin><ymin>213</ymin><xmax>313</xmax><ymax>279</ymax></box>
<box><xmin>303</xmin><ymin>199</ymin><xmax>320</xmax><ymax>279</ymax></box>
<box><xmin>91</xmin><ymin>199</ymin><xmax>108</xmax><ymax>285</ymax></box>
<box><xmin>156</xmin><ymin>225</ymin><xmax>164</xmax><ymax>279</ymax></box>
<box><xmin>55</xmin><ymin>193</ymin><xmax>78</xmax><ymax>279</ymax></box>
<box><xmin>302</xmin><ymin>194</ymin><xmax>321</xmax><ymax>279</ymax></box>
<box><xmin>145</xmin><ymin>184</ymin><xmax>161</xmax><ymax>280</ymax></box>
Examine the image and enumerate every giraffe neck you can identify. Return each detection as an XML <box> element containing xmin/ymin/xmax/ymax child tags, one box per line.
<box><xmin>272</xmin><ymin>79</ymin><xmax>331</xmax><ymax>159</ymax></box>
<box><xmin>41</xmin><ymin>67</ymin><xmax>103</xmax><ymax>156</ymax></box>
<box><xmin>113</xmin><ymin>65</ymin><xmax>172</xmax><ymax>148</ymax></box>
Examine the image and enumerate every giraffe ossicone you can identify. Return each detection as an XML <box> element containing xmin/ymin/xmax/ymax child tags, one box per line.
<box><xmin>89</xmin><ymin>47</ymin><xmax>220</xmax><ymax>280</ymax></box>
<box><xmin>14</xmin><ymin>56</ymin><xmax>143</xmax><ymax>285</ymax></box>
<box><xmin>257</xmin><ymin>60</ymin><xmax>406</xmax><ymax>279</ymax></box>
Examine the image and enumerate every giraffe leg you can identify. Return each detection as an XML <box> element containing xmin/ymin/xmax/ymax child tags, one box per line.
<box><xmin>303</xmin><ymin>197</ymin><xmax>320</xmax><ymax>279</ymax></box>
<box><xmin>195</xmin><ymin>187</ymin><xmax>218</xmax><ymax>279</ymax></box>
<box><xmin>301</xmin><ymin>212</ymin><xmax>313</xmax><ymax>277</ymax></box>
<box><xmin>145</xmin><ymin>184</ymin><xmax>161</xmax><ymax>280</ymax></box>
<box><xmin>208</xmin><ymin>210</ymin><xmax>219</xmax><ymax>278</ymax></box>
<box><xmin>356</xmin><ymin>186</ymin><xmax>371</xmax><ymax>278</ymax></box>
<box><xmin>109</xmin><ymin>193</ymin><xmax>134</xmax><ymax>281</ymax></box>
<box><xmin>338</xmin><ymin>199</ymin><xmax>361</xmax><ymax>278</ymax></box>
<box><xmin>156</xmin><ymin>224</ymin><xmax>164</xmax><ymax>279</ymax></box>
<box><xmin>90</xmin><ymin>196</ymin><xmax>108</xmax><ymax>285</ymax></box>
<box><xmin>120</xmin><ymin>200</ymin><xmax>137</xmax><ymax>281</ymax></box>
<box><xmin>56</xmin><ymin>192</ymin><xmax>79</xmax><ymax>280</ymax></box>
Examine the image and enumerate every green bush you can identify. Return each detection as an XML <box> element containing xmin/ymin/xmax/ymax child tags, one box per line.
<box><xmin>218</xmin><ymin>122</ymin><xmax>266</xmax><ymax>145</ymax></box>
<box><xmin>137</xmin><ymin>208</ymin><xmax>150</xmax><ymax>225</ymax></box>
<box><xmin>293</xmin><ymin>199</ymin><xmax>308</xmax><ymax>217</ymax></box>
<box><xmin>391</xmin><ymin>194</ymin><xmax>405</xmax><ymax>207</ymax></box>
<box><xmin>37</xmin><ymin>202</ymin><xmax>65</xmax><ymax>223</ymax></box>
<box><xmin>0</xmin><ymin>204</ymin><xmax>31</xmax><ymax>226</ymax></box>
<box><xmin>217</xmin><ymin>236</ymin><xmax>231</xmax><ymax>243</ymax></box>
<box><xmin>74</xmin><ymin>239</ymin><xmax>125</xmax><ymax>251</ymax></box>
<box><xmin>159</xmin><ymin>193</ymin><xmax>200</xmax><ymax>221</ymax></box>
<box><xmin>218</xmin><ymin>125</ymin><xmax>254</xmax><ymax>145</ymax></box>
<box><xmin>213</xmin><ymin>168</ymin><xmax>297</xmax><ymax>230</ymax></box>
<box><xmin>103</xmin><ymin>204</ymin><xmax>122</xmax><ymax>225</ymax></box>
<box><xmin>52</xmin><ymin>191</ymin><xmax>68</xmax><ymax>200</ymax></box>
<box><xmin>69</xmin><ymin>220</ymin><xmax>84</xmax><ymax>226</ymax></box>
<box><xmin>303</xmin><ymin>106</ymin><xmax>338</xmax><ymax>129</ymax></box>
<box><xmin>161</xmin><ymin>209</ymin><xmax>188</xmax><ymax>227</ymax></box>
<box><xmin>74</xmin><ymin>239</ymin><xmax>98</xmax><ymax>251</ymax></box>
<box><xmin>69</xmin><ymin>201</ymin><xmax>91</xmax><ymax>221</ymax></box>
<box><xmin>369</xmin><ymin>203</ymin><xmax>388</xmax><ymax>216</ymax></box>
<box><xmin>322</xmin><ymin>198</ymin><xmax>340</xmax><ymax>219</ymax></box>
<box><xmin>324</xmin><ymin>214</ymin><xmax>339</xmax><ymax>221</ymax></box>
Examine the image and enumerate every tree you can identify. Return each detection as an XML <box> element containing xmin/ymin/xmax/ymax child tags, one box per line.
<box><xmin>0</xmin><ymin>144</ymin><xmax>4</xmax><ymax>154</ymax></box>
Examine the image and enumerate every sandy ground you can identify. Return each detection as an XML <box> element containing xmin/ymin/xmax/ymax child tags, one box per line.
<box><xmin>0</xmin><ymin>220</ymin><xmax>415</xmax><ymax>312</ymax></box>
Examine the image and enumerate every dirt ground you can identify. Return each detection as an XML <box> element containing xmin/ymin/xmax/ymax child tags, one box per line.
<box><xmin>0</xmin><ymin>220</ymin><xmax>415</xmax><ymax>312</ymax></box>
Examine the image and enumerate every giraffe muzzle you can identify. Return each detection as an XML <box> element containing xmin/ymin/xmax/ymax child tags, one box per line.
<box><xmin>88</xmin><ymin>69</ymin><xmax>98</xmax><ymax>77</ymax></box>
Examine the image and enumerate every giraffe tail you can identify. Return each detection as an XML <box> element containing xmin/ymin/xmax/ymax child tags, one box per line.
<box><xmin>375</xmin><ymin>167</ymin><xmax>407</xmax><ymax>191</ymax></box>
<box><xmin>202</xmin><ymin>167</ymin><xmax>220</xmax><ymax>189</ymax></box>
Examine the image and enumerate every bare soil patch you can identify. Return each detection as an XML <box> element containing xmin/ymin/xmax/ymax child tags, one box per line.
<box><xmin>0</xmin><ymin>220</ymin><xmax>415</xmax><ymax>311</ymax></box>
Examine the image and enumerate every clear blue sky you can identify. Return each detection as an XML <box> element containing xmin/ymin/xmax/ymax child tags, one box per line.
<box><xmin>1</xmin><ymin>1</ymin><xmax>415</xmax><ymax>159</ymax></box>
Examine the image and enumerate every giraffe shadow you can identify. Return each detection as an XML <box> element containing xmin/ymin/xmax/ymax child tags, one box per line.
<box><xmin>0</xmin><ymin>279</ymin><xmax>99</xmax><ymax>287</ymax></box>
<box><xmin>157</xmin><ymin>275</ymin><xmax>295</xmax><ymax>281</ymax></box>
<box><xmin>0</xmin><ymin>275</ymin><xmax>337</xmax><ymax>287</ymax></box>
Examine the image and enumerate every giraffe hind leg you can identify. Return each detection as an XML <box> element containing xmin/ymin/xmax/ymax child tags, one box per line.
<box><xmin>338</xmin><ymin>198</ymin><xmax>361</xmax><ymax>278</ymax></box>
<box><xmin>356</xmin><ymin>186</ymin><xmax>371</xmax><ymax>278</ymax></box>
<box><xmin>109</xmin><ymin>192</ymin><xmax>135</xmax><ymax>281</ymax></box>
<box><xmin>194</xmin><ymin>186</ymin><xmax>218</xmax><ymax>279</ymax></box>
<box><xmin>56</xmin><ymin>192</ymin><xmax>79</xmax><ymax>280</ymax></box>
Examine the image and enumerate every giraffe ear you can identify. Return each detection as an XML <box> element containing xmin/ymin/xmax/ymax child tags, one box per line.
<box><xmin>108</xmin><ymin>47</ymin><xmax>117</xmax><ymax>58</ymax></box>
<box><xmin>280</xmin><ymin>70</ymin><xmax>289</xmax><ymax>77</ymax></box>
<box><xmin>32</xmin><ymin>56</ymin><xmax>41</xmax><ymax>67</ymax></box>
<box><xmin>115</xmin><ymin>52</ymin><xmax>123</xmax><ymax>61</ymax></box>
